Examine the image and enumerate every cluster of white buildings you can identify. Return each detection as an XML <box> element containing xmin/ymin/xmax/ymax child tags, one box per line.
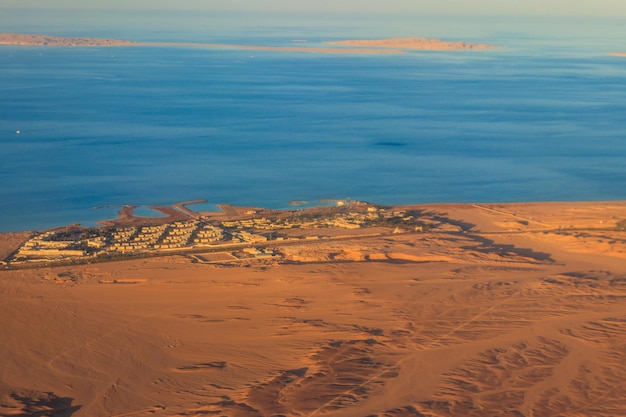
<box><xmin>194</xmin><ymin>224</ymin><xmax>226</xmax><ymax>245</ymax></box>
<box><xmin>221</xmin><ymin>213</ymin><xmax>365</xmax><ymax>231</ymax></box>
<box><xmin>230</xmin><ymin>230</ymin><xmax>268</xmax><ymax>244</ymax></box>
<box><xmin>219</xmin><ymin>207</ymin><xmax>419</xmax><ymax>231</ymax></box>
<box><xmin>7</xmin><ymin>205</ymin><xmax>426</xmax><ymax>266</ymax></box>
<box><xmin>108</xmin><ymin>221</ymin><xmax>225</xmax><ymax>252</ymax></box>
<box><xmin>11</xmin><ymin>221</ymin><xmax>229</xmax><ymax>262</ymax></box>
<box><xmin>13</xmin><ymin>231</ymin><xmax>86</xmax><ymax>262</ymax></box>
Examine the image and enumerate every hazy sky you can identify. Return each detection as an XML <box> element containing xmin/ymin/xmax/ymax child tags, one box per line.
<box><xmin>2</xmin><ymin>0</ymin><xmax>626</xmax><ymax>16</ymax></box>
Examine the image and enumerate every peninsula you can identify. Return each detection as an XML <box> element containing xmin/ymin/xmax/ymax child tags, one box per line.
<box><xmin>1</xmin><ymin>200</ymin><xmax>625</xmax><ymax>416</ymax></box>
<box><xmin>0</xmin><ymin>33</ymin><xmax>499</xmax><ymax>53</ymax></box>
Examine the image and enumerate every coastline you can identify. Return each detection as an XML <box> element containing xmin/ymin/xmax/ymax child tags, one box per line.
<box><xmin>3</xmin><ymin>198</ymin><xmax>626</xmax><ymax>234</ymax></box>
<box><xmin>2</xmin><ymin>199</ymin><xmax>625</xmax><ymax>269</ymax></box>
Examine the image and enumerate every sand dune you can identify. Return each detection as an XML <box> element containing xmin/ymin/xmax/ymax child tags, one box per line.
<box><xmin>1</xmin><ymin>202</ymin><xmax>625</xmax><ymax>416</ymax></box>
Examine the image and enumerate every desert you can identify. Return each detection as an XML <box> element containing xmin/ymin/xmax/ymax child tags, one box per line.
<box><xmin>1</xmin><ymin>201</ymin><xmax>625</xmax><ymax>416</ymax></box>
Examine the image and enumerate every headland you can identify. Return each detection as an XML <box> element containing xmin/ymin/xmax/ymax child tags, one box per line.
<box><xmin>1</xmin><ymin>200</ymin><xmax>625</xmax><ymax>415</ymax></box>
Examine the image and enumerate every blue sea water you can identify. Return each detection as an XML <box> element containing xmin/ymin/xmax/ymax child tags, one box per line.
<box><xmin>1</xmin><ymin>10</ymin><xmax>626</xmax><ymax>231</ymax></box>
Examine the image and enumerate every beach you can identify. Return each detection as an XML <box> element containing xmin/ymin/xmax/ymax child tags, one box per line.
<box><xmin>1</xmin><ymin>201</ymin><xmax>625</xmax><ymax>416</ymax></box>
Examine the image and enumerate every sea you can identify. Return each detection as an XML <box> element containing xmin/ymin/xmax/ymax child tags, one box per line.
<box><xmin>1</xmin><ymin>9</ymin><xmax>625</xmax><ymax>232</ymax></box>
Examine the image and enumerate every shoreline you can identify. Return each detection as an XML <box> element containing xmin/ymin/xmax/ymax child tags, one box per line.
<box><xmin>2</xmin><ymin>199</ymin><xmax>624</xmax><ymax>269</ymax></box>
<box><xmin>1</xmin><ymin>198</ymin><xmax>625</xmax><ymax>235</ymax></box>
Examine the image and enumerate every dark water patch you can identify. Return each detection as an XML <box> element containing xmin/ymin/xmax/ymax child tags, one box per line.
<box><xmin>375</xmin><ymin>141</ymin><xmax>407</xmax><ymax>147</ymax></box>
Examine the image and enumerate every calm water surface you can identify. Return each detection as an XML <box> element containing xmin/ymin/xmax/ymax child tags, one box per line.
<box><xmin>1</xmin><ymin>11</ymin><xmax>625</xmax><ymax>231</ymax></box>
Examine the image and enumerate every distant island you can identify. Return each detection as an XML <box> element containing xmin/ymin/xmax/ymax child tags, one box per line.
<box><xmin>0</xmin><ymin>33</ymin><xmax>499</xmax><ymax>53</ymax></box>
<box><xmin>608</xmin><ymin>52</ymin><xmax>626</xmax><ymax>57</ymax></box>
<box><xmin>326</xmin><ymin>37</ymin><xmax>498</xmax><ymax>50</ymax></box>
<box><xmin>0</xmin><ymin>33</ymin><xmax>136</xmax><ymax>46</ymax></box>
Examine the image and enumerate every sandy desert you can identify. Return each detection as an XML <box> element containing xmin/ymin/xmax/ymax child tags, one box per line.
<box><xmin>1</xmin><ymin>202</ymin><xmax>625</xmax><ymax>416</ymax></box>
